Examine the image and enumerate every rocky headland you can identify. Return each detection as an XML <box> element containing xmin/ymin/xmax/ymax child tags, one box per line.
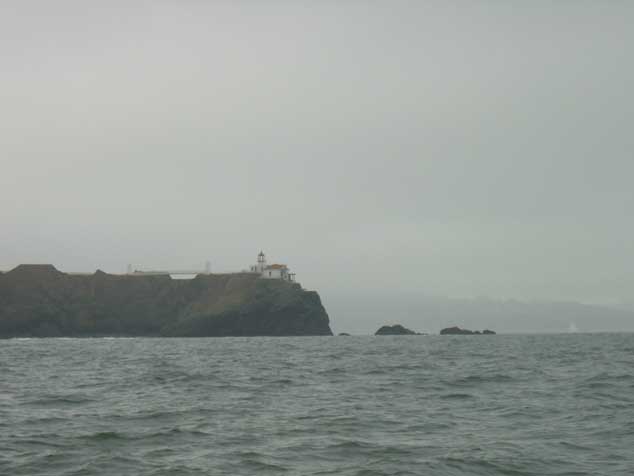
<box><xmin>0</xmin><ymin>265</ymin><xmax>332</xmax><ymax>338</ymax></box>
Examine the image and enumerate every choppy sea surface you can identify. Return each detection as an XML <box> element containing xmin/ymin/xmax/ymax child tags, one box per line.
<box><xmin>1</xmin><ymin>334</ymin><xmax>633</xmax><ymax>476</ymax></box>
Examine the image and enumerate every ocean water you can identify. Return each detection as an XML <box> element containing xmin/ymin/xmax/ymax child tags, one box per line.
<box><xmin>1</xmin><ymin>334</ymin><xmax>633</xmax><ymax>476</ymax></box>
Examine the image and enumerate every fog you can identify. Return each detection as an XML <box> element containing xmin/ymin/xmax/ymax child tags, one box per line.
<box><xmin>2</xmin><ymin>1</ymin><xmax>633</xmax><ymax>333</ymax></box>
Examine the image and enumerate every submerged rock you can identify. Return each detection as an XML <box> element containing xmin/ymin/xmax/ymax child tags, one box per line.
<box><xmin>440</xmin><ymin>326</ymin><xmax>473</xmax><ymax>335</ymax></box>
<box><xmin>440</xmin><ymin>326</ymin><xmax>496</xmax><ymax>335</ymax></box>
<box><xmin>338</xmin><ymin>332</ymin><xmax>351</xmax><ymax>336</ymax></box>
<box><xmin>375</xmin><ymin>324</ymin><xmax>416</xmax><ymax>335</ymax></box>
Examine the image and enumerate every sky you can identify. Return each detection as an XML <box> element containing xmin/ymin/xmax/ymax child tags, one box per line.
<box><xmin>1</xmin><ymin>1</ymin><xmax>633</xmax><ymax>331</ymax></box>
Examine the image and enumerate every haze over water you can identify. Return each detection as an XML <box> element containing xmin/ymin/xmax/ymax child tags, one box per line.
<box><xmin>3</xmin><ymin>2</ymin><xmax>634</xmax><ymax>332</ymax></box>
<box><xmin>2</xmin><ymin>334</ymin><xmax>633</xmax><ymax>476</ymax></box>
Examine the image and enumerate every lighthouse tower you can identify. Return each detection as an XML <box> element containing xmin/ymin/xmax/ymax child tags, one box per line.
<box><xmin>256</xmin><ymin>251</ymin><xmax>267</xmax><ymax>273</ymax></box>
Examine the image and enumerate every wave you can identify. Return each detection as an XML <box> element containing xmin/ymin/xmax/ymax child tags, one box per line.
<box><xmin>440</xmin><ymin>392</ymin><xmax>474</xmax><ymax>399</ymax></box>
<box><xmin>26</xmin><ymin>395</ymin><xmax>96</xmax><ymax>406</ymax></box>
<box><xmin>78</xmin><ymin>431</ymin><xmax>129</xmax><ymax>442</ymax></box>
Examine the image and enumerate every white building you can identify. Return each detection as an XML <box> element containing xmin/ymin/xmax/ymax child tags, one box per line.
<box><xmin>250</xmin><ymin>251</ymin><xmax>295</xmax><ymax>282</ymax></box>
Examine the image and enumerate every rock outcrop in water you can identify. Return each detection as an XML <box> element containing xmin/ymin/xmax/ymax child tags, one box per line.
<box><xmin>440</xmin><ymin>326</ymin><xmax>496</xmax><ymax>335</ymax></box>
<box><xmin>375</xmin><ymin>324</ymin><xmax>417</xmax><ymax>335</ymax></box>
<box><xmin>0</xmin><ymin>265</ymin><xmax>332</xmax><ymax>338</ymax></box>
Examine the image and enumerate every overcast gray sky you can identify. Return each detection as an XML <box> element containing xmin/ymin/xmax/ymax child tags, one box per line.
<box><xmin>2</xmin><ymin>1</ymin><xmax>633</xmax><ymax>327</ymax></box>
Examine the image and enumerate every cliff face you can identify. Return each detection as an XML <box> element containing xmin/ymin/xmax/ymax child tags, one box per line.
<box><xmin>0</xmin><ymin>265</ymin><xmax>332</xmax><ymax>338</ymax></box>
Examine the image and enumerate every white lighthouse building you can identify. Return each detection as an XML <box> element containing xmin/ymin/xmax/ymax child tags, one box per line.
<box><xmin>250</xmin><ymin>251</ymin><xmax>295</xmax><ymax>282</ymax></box>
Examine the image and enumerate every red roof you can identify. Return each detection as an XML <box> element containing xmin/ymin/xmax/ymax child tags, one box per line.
<box><xmin>266</xmin><ymin>264</ymin><xmax>288</xmax><ymax>270</ymax></box>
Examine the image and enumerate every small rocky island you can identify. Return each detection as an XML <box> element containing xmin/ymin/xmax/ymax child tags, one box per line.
<box><xmin>440</xmin><ymin>326</ymin><xmax>496</xmax><ymax>335</ymax></box>
<box><xmin>375</xmin><ymin>324</ymin><xmax>417</xmax><ymax>335</ymax></box>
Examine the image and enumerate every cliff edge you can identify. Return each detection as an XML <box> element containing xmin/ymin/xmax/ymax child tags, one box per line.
<box><xmin>0</xmin><ymin>265</ymin><xmax>332</xmax><ymax>337</ymax></box>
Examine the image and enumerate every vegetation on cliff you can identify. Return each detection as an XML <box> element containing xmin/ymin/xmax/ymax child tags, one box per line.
<box><xmin>0</xmin><ymin>265</ymin><xmax>332</xmax><ymax>337</ymax></box>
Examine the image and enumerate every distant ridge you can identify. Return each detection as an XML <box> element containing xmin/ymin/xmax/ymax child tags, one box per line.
<box><xmin>7</xmin><ymin>264</ymin><xmax>61</xmax><ymax>275</ymax></box>
<box><xmin>328</xmin><ymin>294</ymin><xmax>634</xmax><ymax>334</ymax></box>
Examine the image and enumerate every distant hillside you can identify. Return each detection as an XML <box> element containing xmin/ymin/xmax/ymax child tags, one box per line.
<box><xmin>0</xmin><ymin>265</ymin><xmax>332</xmax><ymax>338</ymax></box>
<box><xmin>327</xmin><ymin>294</ymin><xmax>634</xmax><ymax>335</ymax></box>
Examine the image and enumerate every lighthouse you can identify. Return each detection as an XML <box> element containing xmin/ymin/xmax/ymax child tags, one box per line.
<box><xmin>256</xmin><ymin>251</ymin><xmax>267</xmax><ymax>273</ymax></box>
<box><xmin>250</xmin><ymin>251</ymin><xmax>295</xmax><ymax>282</ymax></box>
